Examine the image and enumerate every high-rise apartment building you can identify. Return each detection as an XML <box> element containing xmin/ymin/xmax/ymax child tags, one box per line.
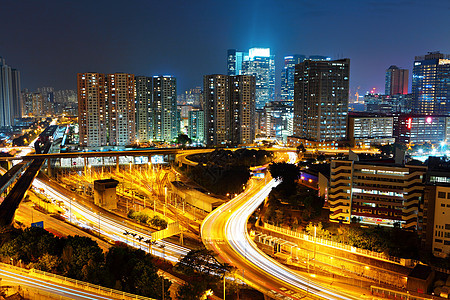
<box><xmin>203</xmin><ymin>75</ymin><xmax>229</xmax><ymax>146</ymax></box>
<box><xmin>151</xmin><ymin>76</ymin><xmax>178</xmax><ymax>142</ymax></box>
<box><xmin>78</xmin><ymin>73</ymin><xmax>108</xmax><ymax>147</ymax></box>
<box><xmin>281</xmin><ymin>55</ymin><xmax>306</xmax><ymax>102</ymax></box>
<box><xmin>263</xmin><ymin>101</ymin><xmax>294</xmax><ymax>140</ymax></box>
<box><xmin>107</xmin><ymin>73</ymin><xmax>136</xmax><ymax>146</ymax></box>
<box><xmin>203</xmin><ymin>74</ymin><xmax>256</xmax><ymax>146</ymax></box>
<box><xmin>78</xmin><ymin>73</ymin><xmax>136</xmax><ymax>147</ymax></box>
<box><xmin>0</xmin><ymin>57</ymin><xmax>21</xmax><ymax>128</ymax></box>
<box><xmin>294</xmin><ymin>59</ymin><xmax>350</xmax><ymax>142</ymax></box>
<box><xmin>412</xmin><ymin>52</ymin><xmax>450</xmax><ymax>115</ymax></box>
<box><xmin>188</xmin><ymin>109</ymin><xmax>205</xmax><ymax>145</ymax></box>
<box><xmin>135</xmin><ymin>76</ymin><xmax>152</xmax><ymax>142</ymax></box>
<box><xmin>385</xmin><ymin>65</ymin><xmax>409</xmax><ymax>95</ymax></box>
<box><xmin>229</xmin><ymin>75</ymin><xmax>256</xmax><ymax>144</ymax></box>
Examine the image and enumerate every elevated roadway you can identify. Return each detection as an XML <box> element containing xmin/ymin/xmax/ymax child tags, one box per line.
<box><xmin>201</xmin><ymin>153</ymin><xmax>360</xmax><ymax>300</ymax></box>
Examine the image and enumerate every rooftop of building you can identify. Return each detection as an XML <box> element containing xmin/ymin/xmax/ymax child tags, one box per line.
<box><xmin>408</xmin><ymin>264</ymin><xmax>433</xmax><ymax>281</ymax></box>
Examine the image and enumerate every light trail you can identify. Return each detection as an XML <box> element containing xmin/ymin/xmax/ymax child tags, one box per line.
<box><xmin>202</xmin><ymin>152</ymin><xmax>359</xmax><ymax>300</ymax></box>
<box><xmin>0</xmin><ymin>268</ymin><xmax>113</xmax><ymax>300</ymax></box>
<box><xmin>31</xmin><ymin>178</ymin><xmax>189</xmax><ymax>262</ymax></box>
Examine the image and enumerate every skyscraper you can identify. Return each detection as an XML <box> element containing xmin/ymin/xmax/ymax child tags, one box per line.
<box><xmin>385</xmin><ymin>65</ymin><xmax>409</xmax><ymax>95</ymax></box>
<box><xmin>151</xmin><ymin>76</ymin><xmax>178</xmax><ymax>142</ymax></box>
<box><xmin>229</xmin><ymin>75</ymin><xmax>256</xmax><ymax>144</ymax></box>
<box><xmin>412</xmin><ymin>52</ymin><xmax>450</xmax><ymax>115</ymax></box>
<box><xmin>281</xmin><ymin>55</ymin><xmax>306</xmax><ymax>102</ymax></box>
<box><xmin>135</xmin><ymin>76</ymin><xmax>152</xmax><ymax>142</ymax></box>
<box><xmin>294</xmin><ymin>59</ymin><xmax>350</xmax><ymax>142</ymax></box>
<box><xmin>227</xmin><ymin>49</ymin><xmax>247</xmax><ymax>76</ymax></box>
<box><xmin>188</xmin><ymin>109</ymin><xmax>205</xmax><ymax>145</ymax></box>
<box><xmin>78</xmin><ymin>72</ymin><xmax>136</xmax><ymax>147</ymax></box>
<box><xmin>203</xmin><ymin>74</ymin><xmax>256</xmax><ymax>146</ymax></box>
<box><xmin>107</xmin><ymin>73</ymin><xmax>136</xmax><ymax>146</ymax></box>
<box><xmin>0</xmin><ymin>57</ymin><xmax>21</xmax><ymax>128</ymax></box>
<box><xmin>241</xmin><ymin>48</ymin><xmax>275</xmax><ymax>110</ymax></box>
<box><xmin>78</xmin><ymin>73</ymin><xmax>108</xmax><ymax>147</ymax></box>
<box><xmin>203</xmin><ymin>75</ymin><xmax>229</xmax><ymax>146</ymax></box>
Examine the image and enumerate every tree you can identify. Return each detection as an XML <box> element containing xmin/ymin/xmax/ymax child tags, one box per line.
<box><xmin>176</xmin><ymin>281</ymin><xmax>209</xmax><ymax>300</ymax></box>
<box><xmin>62</xmin><ymin>236</ymin><xmax>104</xmax><ymax>283</ymax></box>
<box><xmin>176</xmin><ymin>134</ymin><xmax>192</xmax><ymax>146</ymax></box>
<box><xmin>104</xmin><ymin>246</ymin><xmax>171</xmax><ymax>299</ymax></box>
<box><xmin>269</xmin><ymin>162</ymin><xmax>300</xmax><ymax>184</ymax></box>
<box><xmin>0</xmin><ymin>227</ymin><xmax>61</xmax><ymax>263</ymax></box>
<box><xmin>296</xmin><ymin>144</ymin><xmax>306</xmax><ymax>154</ymax></box>
<box><xmin>175</xmin><ymin>249</ymin><xmax>231</xmax><ymax>278</ymax></box>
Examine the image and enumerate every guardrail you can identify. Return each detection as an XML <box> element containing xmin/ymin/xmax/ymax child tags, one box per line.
<box><xmin>262</xmin><ymin>223</ymin><xmax>408</xmax><ymax>265</ymax></box>
<box><xmin>0</xmin><ymin>262</ymin><xmax>155</xmax><ymax>300</ymax></box>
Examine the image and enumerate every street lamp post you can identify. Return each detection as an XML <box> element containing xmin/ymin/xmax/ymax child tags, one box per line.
<box><xmin>70</xmin><ymin>197</ymin><xmax>74</xmax><ymax>223</ymax></box>
<box><xmin>164</xmin><ymin>186</ymin><xmax>167</xmax><ymax>220</ymax></box>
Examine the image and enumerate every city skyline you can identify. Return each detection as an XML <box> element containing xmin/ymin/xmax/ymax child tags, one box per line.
<box><xmin>1</xmin><ymin>0</ymin><xmax>449</xmax><ymax>96</ymax></box>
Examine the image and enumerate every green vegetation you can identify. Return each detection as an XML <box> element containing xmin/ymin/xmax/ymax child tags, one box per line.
<box><xmin>188</xmin><ymin>148</ymin><xmax>273</xmax><ymax>167</ymax></box>
<box><xmin>0</xmin><ymin>227</ymin><xmax>171</xmax><ymax>299</ymax></box>
<box><xmin>127</xmin><ymin>210</ymin><xmax>168</xmax><ymax>229</ymax></box>
<box><xmin>181</xmin><ymin>149</ymin><xmax>273</xmax><ymax>196</ymax></box>
<box><xmin>175</xmin><ymin>133</ymin><xmax>192</xmax><ymax>146</ymax></box>
<box><xmin>305</xmin><ymin>221</ymin><xmax>420</xmax><ymax>259</ymax></box>
<box><xmin>264</xmin><ymin>162</ymin><xmax>323</xmax><ymax>228</ymax></box>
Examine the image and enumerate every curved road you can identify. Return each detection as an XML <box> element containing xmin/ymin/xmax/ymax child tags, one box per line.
<box><xmin>201</xmin><ymin>159</ymin><xmax>359</xmax><ymax>300</ymax></box>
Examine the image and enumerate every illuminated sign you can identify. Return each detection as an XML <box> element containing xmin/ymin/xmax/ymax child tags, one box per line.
<box><xmin>407</xmin><ymin>117</ymin><xmax>412</xmax><ymax>129</ymax></box>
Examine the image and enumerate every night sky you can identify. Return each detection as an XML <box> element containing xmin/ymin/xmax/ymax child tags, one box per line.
<box><xmin>1</xmin><ymin>0</ymin><xmax>449</xmax><ymax>97</ymax></box>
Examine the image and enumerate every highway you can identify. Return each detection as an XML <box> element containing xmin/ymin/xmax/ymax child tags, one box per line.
<box><xmin>31</xmin><ymin>177</ymin><xmax>190</xmax><ymax>262</ymax></box>
<box><xmin>201</xmin><ymin>154</ymin><xmax>359</xmax><ymax>300</ymax></box>
<box><xmin>14</xmin><ymin>201</ymin><xmax>111</xmax><ymax>251</ymax></box>
<box><xmin>0</xmin><ymin>264</ymin><xmax>155</xmax><ymax>300</ymax></box>
<box><xmin>1</xmin><ymin>268</ymin><xmax>112</xmax><ymax>300</ymax></box>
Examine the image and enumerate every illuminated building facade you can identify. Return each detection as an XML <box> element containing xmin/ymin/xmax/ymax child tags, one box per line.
<box><xmin>78</xmin><ymin>72</ymin><xmax>136</xmax><ymax>147</ymax></box>
<box><xmin>204</xmin><ymin>75</ymin><xmax>229</xmax><ymax>145</ymax></box>
<box><xmin>78</xmin><ymin>73</ymin><xmax>108</xmax><ymax>147</ymax></box>
<box><xmin>394</xmin><ymin>114</ymin><xmax>450</xmax><ymax>145</ymax></box>
<box><xmin>412</xmin><ymin>52</ymin><xmax>450</xmax><ymax>115</ymax></box>
<box><xmin>241</xmin><ymin>48</ymin><xmax>275</xmax><ymax>110</ymax></box>
<box><xmin>188</xmin><ymin>109</ymin><xmax>205</xmax><ymax>145</ymax></box>
<box><xmin>293</xmin><ymin>59</ymin><xmax>349</xmax><ymax>142</ymax></box>
<box><xmin>0</xmin><ymin>57</ymin><xmax>21</xmax><ymax>128</ymax></box>
<box><xmin>423</xmin><ymin>184</ymin><xmax>450</xmax><ymax>257</ymax></box>
<box><xmin>329</xmin><ymin>159</ymin><xmax>426</xmax><ymax>230</ymax></box>
<box><xmin>385</xmin><ymin>65</ymin><xmax>409</xmax><ymax>95</ymax></box>
<box><xmin>227</xmin><ymin>49</ymin><xmax>247</xmax><ymax>76</ymax></box>
<box><xmin>203</xmin><ymin>74</ymin><xmax>256</xmax><ymax>146</ymax></box>
<box><xmin>281</xmin><ymin>55</ymin><xmax>305</xmax><ymax>102</ymax></box>
<box><xmin>107</xmin><ymin>73</ymin><xmax>136</xmax><ymax>146</ymax></box>
<box><xmin>229</xmin><ymin>75</ymin><xmax>256</xmax><ymax>144</ymax></box>
<box><xmin>364</xmin><ymin>93</ymin><xmax>413</xmax><ymax>114</ymax></box>
<box><xmin>151</xmin><ymin>76</ymin><xmax>178</xmax><ymax>142</ymax></box>
<box><xmin>263</xmin><ymin>101</ymin><xmax>293</xmax><ymax>140</ymax></box>
<box><xmin>347</xmin><ymin>112</ymin><xmax>395</xmax><ymax>147</ymax></box>
<box><xmin>135</xmin><ymin>76</ymin><xmax>153</xmax><ymax>142</ymax></box>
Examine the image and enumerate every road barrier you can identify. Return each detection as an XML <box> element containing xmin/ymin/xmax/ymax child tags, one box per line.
<box><xmin>262</xmin><ymin>223</ymin><xmax>409</xmax><ymax>265</ymax></box>
<box><xmin>0</xmin><ymin>262</ymin><xmax>155</xmax><ymax>300</ymax></box>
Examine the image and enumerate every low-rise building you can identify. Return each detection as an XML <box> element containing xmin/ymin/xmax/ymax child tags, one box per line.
<box><xmin>329</xmin><ymin>158</ymin><xmax>426</xmax><ymax>230</ymax></box>
<box><xmin>94</xmin><ymin>179</ymin><xmax>119</xmax><ymax>210</ymax></box>
<box><xmin>347</xmin><ymin>112</ymin><xmax>395</xmax><ymax>147</ymax></box>
<box><xmin>394</xmin><ymin>114</ymin><xmax>450</xmax><ymax>145</ymax></box>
